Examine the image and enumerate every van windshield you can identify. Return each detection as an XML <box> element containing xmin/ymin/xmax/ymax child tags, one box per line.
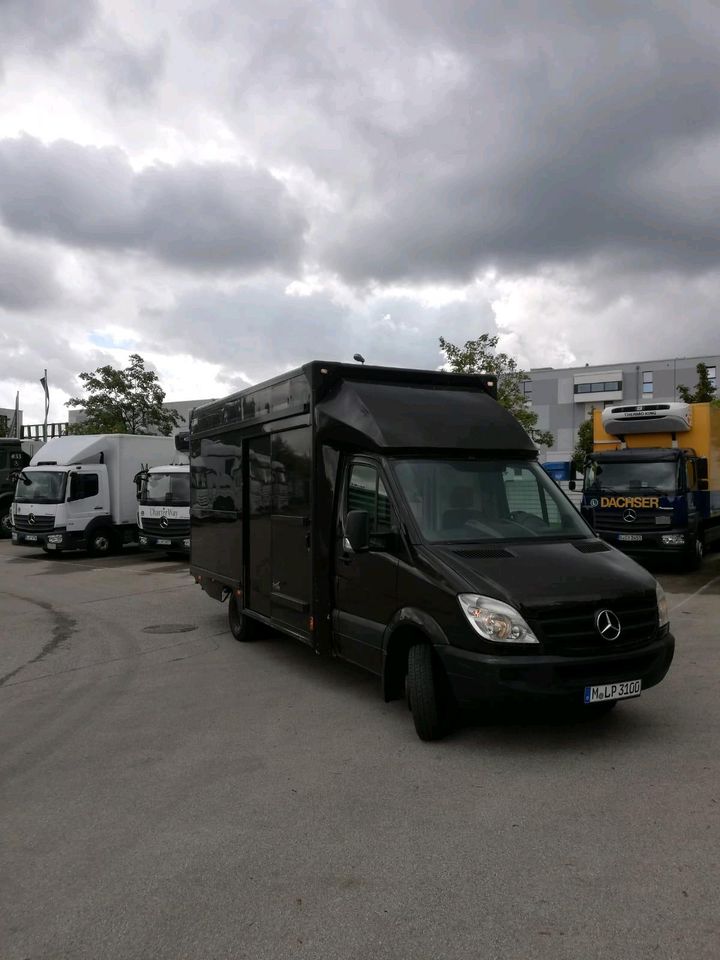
<box><xmin>393</xmin><ymin>458</ymin><xmax>590</xmax><ymax>543</ymax></box>
<box><xmin>14</xmin><ymin>470</ymin><xmax>67</xmax><ymax>504</ymax></box>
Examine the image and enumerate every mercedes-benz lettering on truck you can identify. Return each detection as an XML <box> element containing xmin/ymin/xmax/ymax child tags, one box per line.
<box><xmin>189</xmin><ymin>362</ymin><xmax>674</xmax><ymax>741</ymax></box>
<box><xmin>581</xmin><ymin>402</ymin><xmax>720</xmax><ymax>568</ymax></box>
<box><xmin>12</xmin><ymin>434</ymin><xmax>176</xmax><ymax>555</ymax></box>
<box><xmin>136</xmin><ymin>435</ymin><xmax>190</xmax><ymax>554</ymax></box>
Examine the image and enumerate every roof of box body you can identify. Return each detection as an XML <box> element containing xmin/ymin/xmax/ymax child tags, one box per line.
<box><xmin>192</xmin><ymin>362</ymin><xmax>535</xmax><ymax>455</ymax></box>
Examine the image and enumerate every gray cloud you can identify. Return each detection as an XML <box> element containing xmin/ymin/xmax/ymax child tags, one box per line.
<box><xmin>0</xmin><ymin>136</ymin><xmax>307</xmax><ymax>272</ymax></box>
<box><xmin>0</xmin><ymin>235</ymin><xmax>62</xmax><ymax>310</ymax></box>
<box><xmin>0</xmin><ymin>0</ymin><xmax>97</xmax><ymax>72</ymax></box>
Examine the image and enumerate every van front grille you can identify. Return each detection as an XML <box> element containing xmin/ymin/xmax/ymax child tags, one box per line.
<box><xmin>527</xmin><ymin>594</ymin><xmax>658</xmax><ymax>656</ymax></box>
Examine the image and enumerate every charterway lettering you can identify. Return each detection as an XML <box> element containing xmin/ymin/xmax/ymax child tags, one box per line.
<box><xmin>600</xmin><ymin>496</ymin><xmax>660</xmax><ymax>509</ymax></box>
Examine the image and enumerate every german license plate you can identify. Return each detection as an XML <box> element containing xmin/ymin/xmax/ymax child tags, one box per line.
<box><xmin>157</xmin><ymin>539</ymin><xmax>171</xmax><ymax>546</ymax></box>
<box><xmin>25</xmin><ymin>534</ymin><xmax>37</xmax><ymax>542</ymax></box>
<box><xmin>584</xmin><ymin>680</ymin><xmax>641</xmax><ymax>704</ymax></box>
<box><xmin>618</xmin><ymin>534</ymin><xmax>643</xmax><ymax>542</ymax></box>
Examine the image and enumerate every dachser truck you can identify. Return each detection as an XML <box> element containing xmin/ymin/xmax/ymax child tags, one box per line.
<box><xmin>581</xmin><ymin>402</ymin><xmax>720</xmax><ymax>568</ymax></box>
<box><xmin>0</xmin><ymin>438</ymin><xmax>43</xmax><ymax>537</ymax></box>
<box><xmin>187</xmin><ymin>362</ymin><xmax>674</xmax><ymax>741</ymax></box>
<box><xmin>136</xmin><ymin>437</ymin><xmax>190</xmax><ymax>555</ymax></box>
<box><xmin>11</xmin><ymin>434</ymin><xmax>176</xmax><ymax>555</ymax></box>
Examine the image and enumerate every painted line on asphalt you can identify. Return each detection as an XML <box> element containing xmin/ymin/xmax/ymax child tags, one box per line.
<box><xmin>669</xmin><ymin>573</ymin><xmax>720</xmax><ymax>613</ymax></box>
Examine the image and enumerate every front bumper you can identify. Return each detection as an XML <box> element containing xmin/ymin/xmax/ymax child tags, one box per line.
<box><xmin>597</xmin><ymin>529</ymin><xmax>690</xmax><ymax>556</ymax></box>
<box><xmin>138</xmin><ymin>533</ymin><xmax>190</xmax><ymax>552</ymax></box>
<box><xmin>12</xmin><ymin>528</ymin><xmax>80</xmax><ymax>550</ymax></box>
<box><xmin>437</xmin><ymin>632</ymin><xmax>675</xmax><ymax>705</ymax></box>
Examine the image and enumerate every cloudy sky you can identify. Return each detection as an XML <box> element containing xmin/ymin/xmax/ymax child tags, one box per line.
<box><xmin>2</xmin><ymin>0</ymin><xmax>720</xmax><ymax>423</ymax></box>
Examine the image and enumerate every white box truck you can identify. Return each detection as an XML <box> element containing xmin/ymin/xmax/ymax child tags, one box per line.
<box><xmin>11</xmin><ymin>434</ymin><xmax>176</xmax><ymax>556</ymax></box>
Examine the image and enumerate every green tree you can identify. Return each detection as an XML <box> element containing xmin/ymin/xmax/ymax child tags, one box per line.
<box><xmin>66</xmin><ymin>354</ymin><xmax>181</xmax><ymax>436</ymax></box>
<box><xmin>677</xmin><ymin>362</ymin><xmax>717</xmax><ymax>404</ymax></box>
<box><xmin>573</xmin><ymin>417</ymin><xmax>593</xmax><ymax>473</ymax></box>
<box><xmin>0</xmin><ymin>415</ymin><xmax>7</xmax><ymax>438</ymax></box>
<box><xmin>439</xmin><ymin>333</ymin><xmax>554</xmax><ymax>447</ymax></box>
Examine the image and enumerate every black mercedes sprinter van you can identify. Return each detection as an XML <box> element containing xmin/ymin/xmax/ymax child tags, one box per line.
<box><xmin>187</xmin><ymin>362</ymin><xmax>674</xmax><ymax>740</ymax></box>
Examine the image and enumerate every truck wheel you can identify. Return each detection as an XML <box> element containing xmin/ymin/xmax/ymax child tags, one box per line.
<box><xmin>0</xmin><ymin>504</ymin><xmax>12</xmax><ymax>539</ymax></box>
<box><xmin>687</xmin><ymin>533</ymin><xmax>704</xmax><ymax>570</ymax></box>
<box><xmin>228</xmin><ymin>594</ymin><xmax>261</xmax><ymax>642</ymax></box>
<box><xmin>406</xmin><ymin>643</ymin><xmax>451</xmax><ymax>741</ymax></box>
<box><xmin>87</xmin><ymin>528</ymin><xmax>112</xmax><ymax>557</ymax></box>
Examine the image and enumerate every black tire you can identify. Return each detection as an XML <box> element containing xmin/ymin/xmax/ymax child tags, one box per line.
<box><xmin>228</xmin><ymin>594</ymin><xmax>261</xmax><ymax>642</ymax></box>
<box><xmin>406</xmin><ymin>643</ymin><xmax>451</xmax><ymax>741</ymax></box>
<box><xmin>0</xmin><ymin>502</ymin><xmax>12</xmax><ymax>539</ymax></box>
<box><xmin>686</xmin><ymin>533</ymin><xmax>704</xmax><ymax>571</ymax></box>
<box><xmin>87</xmin><ymin>527</ymin><xmax>112</xmax><ymax>557</ymax></box>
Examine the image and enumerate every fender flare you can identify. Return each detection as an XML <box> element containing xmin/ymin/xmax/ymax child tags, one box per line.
<box><xmin>381</xmin><ymin>607</ymin><xmax>449</xmax><ymax>702</ymax></box>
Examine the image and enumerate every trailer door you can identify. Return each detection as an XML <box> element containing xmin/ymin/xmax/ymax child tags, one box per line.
<box><xmin>247</xmin><ymin>436</ymin><xmax>272</xmax><ymax>616</ymax></box>
<box><xmin>269</xmin><ymin>428</ymin><xmax>312</xmax><ymax>638</ymax></box>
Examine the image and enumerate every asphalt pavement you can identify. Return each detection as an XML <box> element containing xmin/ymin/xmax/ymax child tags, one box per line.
<box><xmin>1</xmin><ymin>540</ymin><xmax>719</xmax><ymax>960</ymax></box>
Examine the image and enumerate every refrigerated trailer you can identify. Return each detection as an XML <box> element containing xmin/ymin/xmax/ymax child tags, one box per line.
<box><xmin>581</xmin><ymin>402</ymin><xmax>720</xmax><ymax>568</ymax></box>
<box><xmin>188</xmin><ymin>362</ymin><xmax>674</xmax><ymax>740</ymax></box>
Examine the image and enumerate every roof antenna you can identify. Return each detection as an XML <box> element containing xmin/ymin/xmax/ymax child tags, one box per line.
<box><xmin>353</xmin><ymin>353</ymin><xmax>366</xmax><ymax>364</ymax></box>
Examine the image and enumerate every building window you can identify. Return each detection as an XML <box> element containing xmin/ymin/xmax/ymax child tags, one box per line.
<box><xmin>574</xmin><ymin>380</ymin><xmax>622</xmax><ymax>395</ymax></box>
<box><xmin>707</xmin><ymin>365</ymin><xmax>717</xmax><ymax>389</ymax></box>
<box><xmin>642</xmin><ymin>371</ymin><xmax>653</xmax><ymax>395</ymax></box>
<box><xmin>521</xmin><ymin>380</ymin><xmax>532</xmax><ymax>400</ymax></box>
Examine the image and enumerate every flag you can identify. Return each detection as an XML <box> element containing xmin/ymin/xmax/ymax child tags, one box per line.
<box><xmin>40</xmin><ymin>371</ymin><xmax>49</xmax><ymax>441</ymax></box>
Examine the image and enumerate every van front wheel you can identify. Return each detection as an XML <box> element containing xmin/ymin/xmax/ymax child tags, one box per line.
<box><xmin>406</xmin><ymin>644</ymin><xmax>450</xmax><ymax>741</ymax></box>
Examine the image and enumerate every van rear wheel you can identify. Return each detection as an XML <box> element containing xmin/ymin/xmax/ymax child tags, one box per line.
<box><xmin>228</xmin><ymin>594</ymin><xmax>261</xmax><ymax>642</ymax></box>
<box><xmin>406</xmin><ymin>643</ymin><xmax>451</xmax><ymax>741</ymax></box>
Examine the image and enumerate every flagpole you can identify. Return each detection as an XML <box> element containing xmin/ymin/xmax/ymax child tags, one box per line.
<box><xmin>42</xmin><ymin>369</ymin><xmax>48</xmax><ymax>443</ymax></box>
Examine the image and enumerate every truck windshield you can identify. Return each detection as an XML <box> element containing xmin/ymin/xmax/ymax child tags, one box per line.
<box><xmin>14</xmin><ymin>470</ymin><xmax>67</xmax><ymax>504</ymax></box>
<box><xmin>584</xmin><ymin>460</ymin><xmax>678</xmax><ymax>494</ymax></box>
<box><xmin>142</xmin><ymin>472</ymin><xmax>190</xmax><ymax>505</ymax></box>
<box><xmin>393</xmin><ymin>458</ymin><xmax>589</xmax><ymax>543</ymax></box>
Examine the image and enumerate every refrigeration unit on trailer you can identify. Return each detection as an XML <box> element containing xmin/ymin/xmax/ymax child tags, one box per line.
<box><xmin>11</xmin><ymin>434</ymin><xmax>176</xmax><ymax>556</ymax></box>
<box><xmin>187</xmin><ymin>362</ymin><xmax>674</xmax><ymax>741</ymax></box>
<box><xmin>581</xmin><ymin>402</ymin><xmax>720</xmax><ymax>568</ymax></box>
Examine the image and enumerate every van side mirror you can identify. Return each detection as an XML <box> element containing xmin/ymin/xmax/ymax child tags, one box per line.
<box><xmin>568</xmin><ymin>480</ymin><xmax>576</xmax><ymax>491</ymax></box>
<box><xmin>175</xmin><ymin>431</ymin><xmax>190</xmax><ymax>453</ymax></box>
<box><xmin>345</xmin><ymin>510</ymin><xmax>369</xmax><ymax>553</ymax></box>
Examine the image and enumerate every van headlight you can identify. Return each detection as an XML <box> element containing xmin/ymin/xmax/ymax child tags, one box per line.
<box><xmin>656</xmin><ymin>582</ymin><xmax>670</xmax><ymax>629</ymax></box>
<box><xmin>458</xmin><ymin>595</ymin><xmax>539</xmax><ymax>644</ymax></box>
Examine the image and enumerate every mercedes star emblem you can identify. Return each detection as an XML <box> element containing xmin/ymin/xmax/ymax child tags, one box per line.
<box><xmin>160</xmin><ymin>515</ymin><xmax>169</xmax><ymax>529</ymax></box>
<box><xmin>623</xmin><ymin>509</ymin><xmax>637</xmax><ymax>523</ymax></box>
<box><xmin>596</xmin><ymin>609</ymin><xmax>622</xmax><ymax>641</ymax></box>
<box><xmin>28</xmin><ymin>513</ymin><xmax>36</xmax><ymax>525</ymax></box>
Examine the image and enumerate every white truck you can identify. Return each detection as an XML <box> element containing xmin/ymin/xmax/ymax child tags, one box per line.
<box><xmin>11</xmin><ymin>434</ymin><xmax>176</xmax><ymax>556</ymax></box>
<box><xmin>136</xmin><ymin>459</ymin><xmax>190</xmax><ymax>555</ymax></box>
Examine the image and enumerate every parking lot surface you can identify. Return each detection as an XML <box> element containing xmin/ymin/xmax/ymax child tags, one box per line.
<box><xmin>1</xmin><ymin>540</ymin><xmax>719</xmax><ymax>960</ymax></box>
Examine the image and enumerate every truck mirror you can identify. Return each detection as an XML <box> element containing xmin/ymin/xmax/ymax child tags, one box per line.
<box><xmin>697</xmin><ymin>458</ymin><xmax>708</xmax><ymax>481</ymax></box>
<box><xmin>67</xmin><ymin>473</ymin><xmax>78</xmax><ymax>501</ymax></box>
<box><xmin>345</xmin><ymin>510</ymin><xmax>369</xmax><ymax>553</ymax></box>
<box><xmin>175</xmin><ymin>431</ymin><xmax>190</xmax><ymax>453</ymax></box>
<box><xmin>699</xmin><ymin>478</ymin><xmax>709</xmax><ymax>491</ymax></box>
<box><xmin>568</xmin><ymin>480</ymin><xmax>576</xmax><ymax>491</ymax></box>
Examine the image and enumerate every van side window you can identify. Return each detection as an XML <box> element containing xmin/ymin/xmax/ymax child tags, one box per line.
<box><xmin>347</xmin><ymin>463</ymin><xmax>394</xmax><ymax>544</ymax></box>
<box><xmin>72</xmin><ymin>473</ymin><xmax>99</xmax><ymax>500</ymax></box>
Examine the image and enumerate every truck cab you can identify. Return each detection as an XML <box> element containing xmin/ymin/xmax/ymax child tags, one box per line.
<box><xmin>136</xmin><ymin>464</ymin><xmax>190</xmax><ymax>555</ymax></box>
<box><xmin>0</xmin><ymin>438</ymin><xmax>41</xmax><ymax>538</ymax></box>
<box><xmin>581</xmin><ymin>403</ymin><xmax>720</xmax><ymax>568</ymax></box>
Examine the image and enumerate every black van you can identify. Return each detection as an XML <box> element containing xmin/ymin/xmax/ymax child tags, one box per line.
<box><xmin>188</xmin><ymin>362</ymin><xmax>674</xmax><ymax>740</ymax></box>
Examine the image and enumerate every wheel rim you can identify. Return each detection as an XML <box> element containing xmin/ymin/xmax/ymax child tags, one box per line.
<box><xmin>696</xmin><ymin>537</ymin><xmax>703</xmax><ymax>560</ymax></box>
<box><xmin>0</xmin><ymin>511</ymin><xmax>11</xmax><ymax>533</ymax></box>
<box><xmin>95</xmin><ymin>535</ymin><xmax>110</xmax><ymax>552</ymax></box>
